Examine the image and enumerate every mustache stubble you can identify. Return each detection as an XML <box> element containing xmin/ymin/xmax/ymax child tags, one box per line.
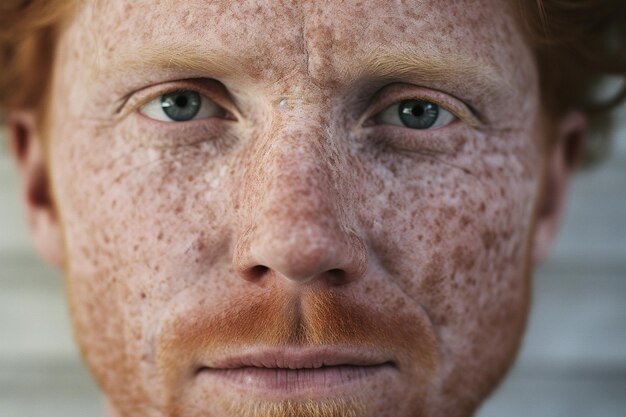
<box><xmin>156</xmin><ymin>287</ymin><xmax>438</xmax><ymax>417</ymax></box>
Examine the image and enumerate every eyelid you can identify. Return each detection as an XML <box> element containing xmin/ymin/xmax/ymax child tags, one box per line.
<box><xmin>114</xmin><ymin>79</ymin><xmax>239</xmax><ymax>121</ymax></box>
<box><xmin>362</xmin><ymin>83</ymin><xmax>484</xmax><ymax>129</ymax></box>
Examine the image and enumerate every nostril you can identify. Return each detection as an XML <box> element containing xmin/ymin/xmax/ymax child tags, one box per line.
<box><xmin>326</xmin><ymin>268</ymin><xmax>347</xmax><ymax>286</ymax></box>
<box><xmin>246</xmin><ymin>265</ymin><xmax>269</xmax><ymax>281</ymax></box>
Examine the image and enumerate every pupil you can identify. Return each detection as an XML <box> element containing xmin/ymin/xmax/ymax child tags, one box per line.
<box><xmin>398</xmin><ymin>99</ymin><xmax>439</xmax><ymax>129</ymax></box>
<box><xmin>411</xmin><ymin>105</ymin><xmax>425</xmax><ymax>117</ymax></box>
<box><xmin>175</xmin><ymin>96</ymin><xmax>188</xmax><ymax>107</ymax></box>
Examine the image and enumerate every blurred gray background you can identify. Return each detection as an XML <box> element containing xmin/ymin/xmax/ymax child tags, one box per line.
<box><xmin>1</xmin><ymin>106</ymin><xmax>625</xmax><ymax>416</ymax></box>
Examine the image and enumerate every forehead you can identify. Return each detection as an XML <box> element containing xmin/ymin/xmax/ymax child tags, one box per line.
<box><xmin>84</xmin><ymin>0</ymin><xmax>516</xmax><ymax>41</ymax></box>
<box><xmin>71</xmin><ymin>0</ymin><xmax>529</xmax><ymax>92</ymax></box>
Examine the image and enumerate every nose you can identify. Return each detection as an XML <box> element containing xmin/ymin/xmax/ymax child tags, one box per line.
<box><xmin>232</xmin><ymin>127</ymin><xmax>368</xmax><ymax>288</ymax></box>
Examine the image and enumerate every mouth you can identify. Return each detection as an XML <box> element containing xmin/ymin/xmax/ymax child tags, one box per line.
<box><xmin>194</xmin><ymin>346</ymin><xmax>397</xmax><ymax>397</ymax></box>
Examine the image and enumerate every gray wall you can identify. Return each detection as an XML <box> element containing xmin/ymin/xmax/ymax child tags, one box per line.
<box><xmin>1</xmin><ymin>107</ymin><xmax>625</xmax><ymax>416</ymax></box>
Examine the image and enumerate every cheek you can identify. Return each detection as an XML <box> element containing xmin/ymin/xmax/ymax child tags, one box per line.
<box><xmin>55</xmin><ymin>130</ymin><xmax>240</xmax><ymax>298</ymax></box>
<box><xmin>358</xmin><ymin>129</ymin><xmax>540</xmax><ymax>403</ymax></box>
<box><xmin>54</xmin><ymin>122</ymin><xmax>233</xmax><ymax>278</ymax></box>
<box><xmin>365</xmin><ymin>154</ymin><xmax>534</xmax><ymax>322</ymax></box>
<box><xmin>49</xmin><ymin>124</ymin><xmax>239</xmax><ymax>409</ymax></box>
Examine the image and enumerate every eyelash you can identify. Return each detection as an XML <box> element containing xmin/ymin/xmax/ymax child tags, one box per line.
<box><xmin>363</xmin><ymin>85</ymin><xmax>478</xmax><ymax>129</ymax></box>
<box><xmin>118</xmin><ymin>80</ymin><xmax>235</xmax><ymax>121</ymax></box>
<box><xmin>112</xmin><ymin>81</ymin><xmax>239</xmax><ymax>153</ymax></box>
<box><xmin>124</xmin><ymin>81</ymin><xmax>479</xmax><ymax>150</ymax></box>
<box><xmin>357</xmin><ymin>85</ymin><xmax>481</xmax><ymax>154</ymax></box>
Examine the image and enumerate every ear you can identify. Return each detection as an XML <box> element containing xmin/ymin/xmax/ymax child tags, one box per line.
<box><xmin>7</xmin><ymin>110</ymin><xmax>64</xmax><ymax>268</ymax></box>
<box><xmin>532</xmin><ymin>111</ymin><xmax>587</xmax><ymax>265</ymax></box>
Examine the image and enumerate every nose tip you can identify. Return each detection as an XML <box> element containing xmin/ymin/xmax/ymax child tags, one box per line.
<box><xmin>234</xmin><ymin>223</ymin><xmax>368</xmax><ymax>288</ymax></box>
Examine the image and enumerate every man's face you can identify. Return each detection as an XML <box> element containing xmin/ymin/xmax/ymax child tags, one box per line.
<box><xmin>44</xmin><ymin>1</ymin><xmax>543</xmax><ymax>416</ymax></box>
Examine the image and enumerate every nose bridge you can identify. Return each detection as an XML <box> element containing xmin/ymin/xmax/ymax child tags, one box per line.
<box><xmin>233</xmin><ymin>121</ymin><xmax>367</xmax><ymax>287</ymax></box>
<box><xmin>266</xmin><ymin>125</ymin><xmax>334</xmax><ymax>218</ymax></box>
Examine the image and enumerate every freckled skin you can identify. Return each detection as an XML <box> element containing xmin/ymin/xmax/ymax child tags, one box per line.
<box><xmin>46</xmin><ymin>1</ymin><xmax>544</xmax><ymax>416</ymax></box>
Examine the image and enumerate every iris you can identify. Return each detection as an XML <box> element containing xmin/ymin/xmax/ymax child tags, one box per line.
<box><xmin>160</xmin><ymin>91</ymin><xmax>202</xmax><ymax>122</ymax></box>
<box><xmin>398</xmin><ymin>100</ymin><xmax>439</xmax><ymax>129</ymax></box>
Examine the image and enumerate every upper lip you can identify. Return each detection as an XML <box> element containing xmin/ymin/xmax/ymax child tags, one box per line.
<box><xmin>199</xmin><ymin>346</ymin><xmax>395</xmax><ymax>370</ymax></box>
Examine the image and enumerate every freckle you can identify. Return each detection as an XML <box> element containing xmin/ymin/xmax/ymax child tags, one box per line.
<box><xmin>442</xmin><ymin>206</ymin><xmax>457</xmax><ymax>221</ymax></box>
<box><xmin>364</xmin><ymin>286</ymin><xmax>372</xmax><ymax>294</ymax></box>
<box><xmin>133</xmin><ymin>244</ymin><xmax>139</xmax><ymax>252</ymax></box>
<box><xmin>453</xmin><ymin>245</ymin><xmax>476</xmax><ymax>270</ymax></box>
<box><xmin>157</xmin><ymin>231</ymin><xmax>164</xmax><ymax>240</ymax></box>
<box><xmin>479</xmin><ymin>202</ymin><xmax>486</xmax><ymax>212</ymax></box>
<box><xmin>481</xmin><ymin>229</ymin><xmax>496</xmax><ymax>250</ymax></box>
<box><xmin>387</xmin><ymin>161</ymin><xmax>399</xmax><ymax>177</ymax></box>
<box><xmin>460</xmin><ymin>215</ymin><xmax>471</xmax><ymax>228</ymax></box>
<box><xmin>382</xmin><ymin>207</ymin><xmax>394</xmax><ymax>220</ymax></box>
<box><xmin>421</xmin><ymin>252</ymin><xmax>445</xmax><ymax>302</ymax></box>
<box><xmin>140</xmin><ymin>292</ymin><xmax>146</xmax><ymax>299</ymax></box>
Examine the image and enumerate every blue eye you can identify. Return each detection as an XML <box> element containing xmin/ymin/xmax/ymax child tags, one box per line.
<box><xmin>140</xmin><ymin>90</ymin><xmax>224</xmax><ymax>122</ymax></box>
<box><xmin>376</xmin><ymin>99</ymin><xmax>456</xmax><ymax>130</ymax></box>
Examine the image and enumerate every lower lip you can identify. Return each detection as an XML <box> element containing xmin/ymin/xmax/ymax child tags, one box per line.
<box><xmin>198</xmin><ymin>363</ymin><xmax>395</xmax><ymax>396</ymax></box>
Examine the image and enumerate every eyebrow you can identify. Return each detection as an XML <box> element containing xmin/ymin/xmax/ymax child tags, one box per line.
<box><xmin>95</xmin><ymin>42</ymin><xmax>512</xmax><ymax>103</ymax></box>
<box><xmin>91</xmin><ymin>43</ymin><xmax>248</xmax><ymax>82</ymax></box>
<box><xmin>359</xmin><ymin>50</ymin><xmax>512</xmax><ymax>101</ymax></box>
